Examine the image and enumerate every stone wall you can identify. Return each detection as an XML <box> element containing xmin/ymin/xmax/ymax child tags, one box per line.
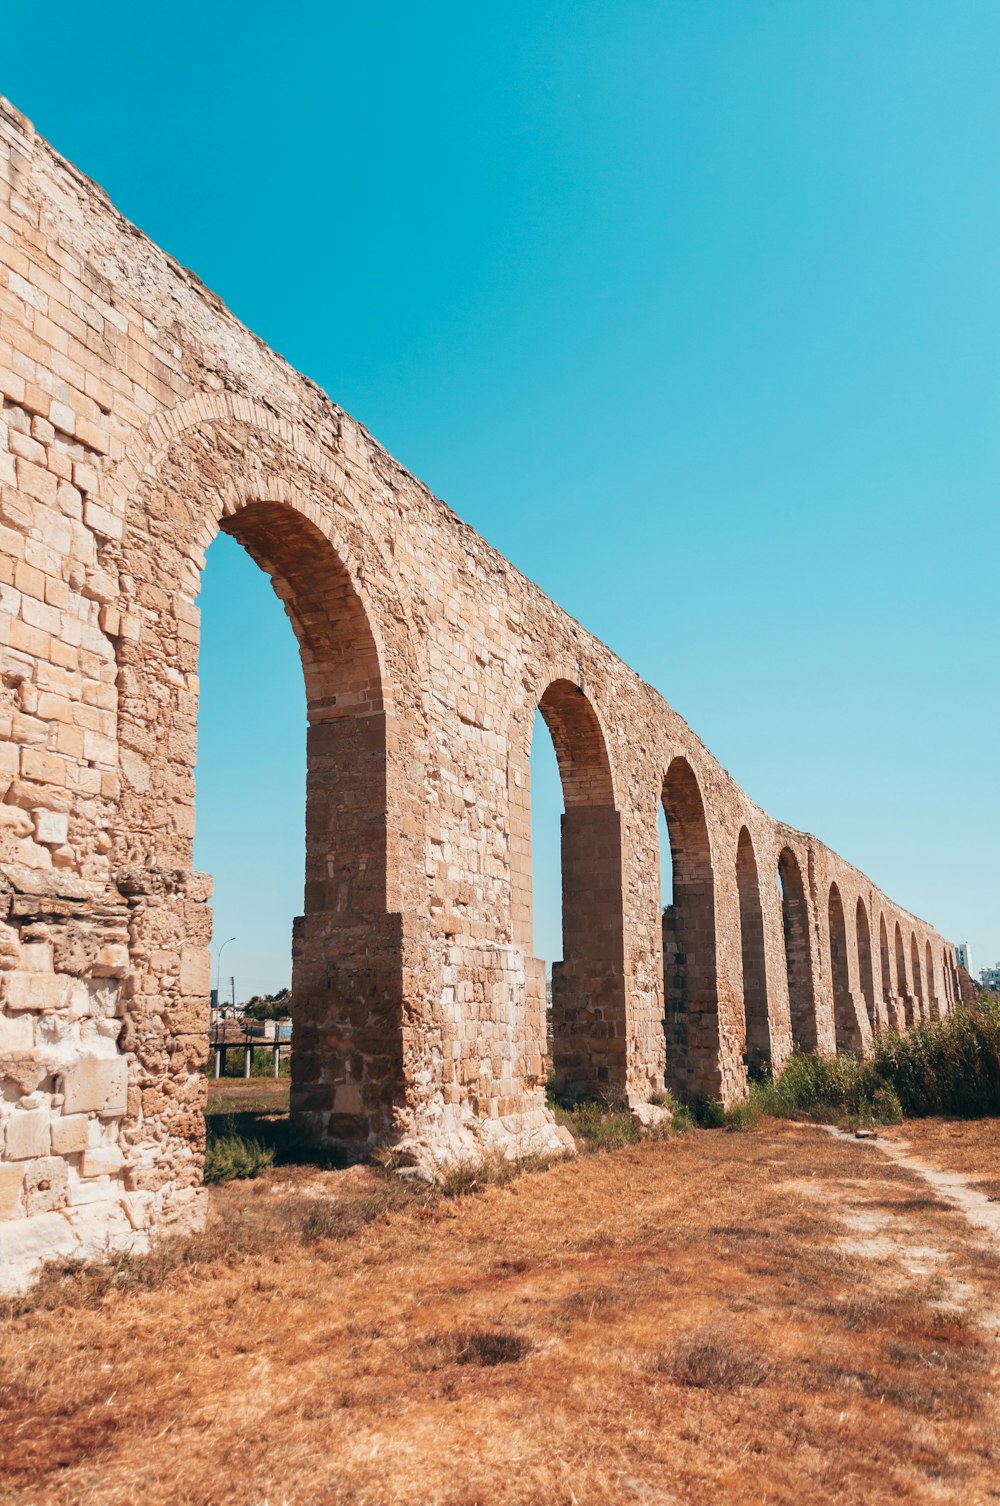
<box><xmin>0</xmin><ymin>98</ymin><xmax>963</xmax><ymax>1290</ymax></box>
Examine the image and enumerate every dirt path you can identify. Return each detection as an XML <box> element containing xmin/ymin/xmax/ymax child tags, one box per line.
<box><xmin>828</xmin><ymin>1126</ymin><xmax>1000</xmax><ymax>1245</ymax></box>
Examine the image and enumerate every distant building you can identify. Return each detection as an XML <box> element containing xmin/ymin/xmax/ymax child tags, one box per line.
<box><xmin>980</xmin><ymin>963</ymin><xmax>1000</xmax><ymax>992</ymax></box>
<box><xmin>955</xmin><ymin>942</ymin><xmax>972</xmax><ymax>974</ymax></box>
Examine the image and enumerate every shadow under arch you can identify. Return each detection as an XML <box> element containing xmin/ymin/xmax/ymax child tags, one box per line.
<box><xmin>855</xmin><ymin>896</ymin><xmax>876</xmax><ymax>1032</ymax></box>
<box><xmin>661</xmin><ymin>756</ymin><xmax>719</xmax><ymax>1099</ymax></box>
<box><xmin>117</xmin><ymin>495</ymin><xmax>406</xmax><ymax>1150</ymax></box>
<box><xmin>735</xmin><ymin>827</ymin><xmax>770</xmax><ymax>1073</ymax></box>
<box><xmin>894</xmin><ymin>921</ymin><xmax>912</xmax><ymax>1026</ymax></box>
<box><xmin>828</xmin><ymin>883</ymin><xmax>862</xmax><ymax>1052</ymax></box>
<box><xmin>535</xmin><ymin>679</ymin><xmax>626</xmax><ymax>1101</ymax></box>
<box><xmin>778</xmin><ymin>847</ymin><xmax>816</xmax><ymax>1052</ymax></box>
<box><xmin>925</xmin><ymin>938</ymin><xmax>939</xmax><ymax>1021</ymax></box>
<box><xmin>878</xmin><ymin>912</ymin><xmax>894</xmax><ymax>1022</ymax></box>
<box><xmin>910</xmin><ymin>933</ymin><xmax>924</xmax><ymax>1023</ymax></box>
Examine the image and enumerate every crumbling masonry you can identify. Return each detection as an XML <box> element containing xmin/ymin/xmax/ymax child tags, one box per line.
<box><xmin>0</xmin><ymin>100</ymin><xmax>965</xmax><ymax>1289</ymax></box>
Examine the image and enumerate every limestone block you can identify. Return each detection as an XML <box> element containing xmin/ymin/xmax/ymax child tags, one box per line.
<box><xmin>21</xmin><ymin>940</ymin><xmax>53</xmax><ymax>973</ymax></box>
<box><xmin>80</xmin><ymin>1145</ymin><xmax>125</xmax><ymax>1178</ymax></box>
<box><xmin>120</xmin><ymin>1190</ymin><xmax>155</xmax><ymax>1230</ymax></box>
<box><xmin>35</xmin><ymin>1013</ymin><xmax>81</xmax><ymax>1057</ymax></box>
<box><xmin>67</xmin><ymin>1170</ymin><xmax>115</xmax><ymax>1205</ymax></box>
<box><xmin>49</xmin><ymin>1112</ymin><xmax>89</xmax><ymax>1154</ymax></box>
<box><xmin>60</xmin><ymin>1054</ymin><xmax>128</xmax><ymax>1116</ymax></box>
<box><xmin>0</xmin><ymin>1011</ymin><xmax>33</xmax><ymax>1051</ymax></box>
<box><xmin>1</xmin><ymin>971</ymin><xmax>74</xmax><ymax>1012</ymax></box>
<box><xmin>15</xmin><ymin>839</ymin><xmax>52</xmax><ymax>869</ymax></box>
<box><xmin>4</xmin><ymin>1106</ymin><xmax>51</xmax><ymax>1159</ymax></box>
<box><xmin>0</xmin><ymin>1163</ymin><xmax>25</xmax><ymax>1219</ymax></box>
<box><xmin>23</xmin><ymin>1155</ymin><xmax>69</xmax><ymax>1215</ymax></box>
<box><xmin>87</xmin><ymin>978</ymin><xmax>124</xmax><ymax>1017</ymax></box>
<box><xmin>0</xmin><ymin>1210</ymin><xmax>75</xmax><ymax>1269</ymax></box>
<box><xmin>81</xmin><ymin>1019</ymin><xmax>123</xmax><ymax>1051</ymax></box>
<box><xmin>63</xmin><ymin>1200</ymin><xmax>134</xmax><ymax>1250</ymax></box>
<box><xmin>0</xmin><ymin>927</ymin><xmax>19</xmax><ymax>970</ymax></box>
<box><xmin>67</xmin><ymin>980</ymin><xmax>95</xmax><ymax>1019</ymax></box>
<box><xmin>0</xmin><ymin>1053</ymin><xmax>48</xmax><ymax>1096</ymax></box>
<box><xmin>92</xmin><ymin>943</ymin><xmax>129</xmax><ymax>979</ymax></box>
<box><xmin>33</xmin><ymin>809</ymin><xmax>68</xmax><ymax>846</ymax></box>
<box><xmin>0</xmin><ymin>806</ymin><xmax>32</xmax><ymax>838</ymax></box>
<box><xmin>178</xmin><ymin>945</ymin><xmax>210</xmax><ymax>996</ymax></box>
<box><xmin>4</xmin><ymin>779</ymin><xmax>73</xmax><ymax>813</ymax></box>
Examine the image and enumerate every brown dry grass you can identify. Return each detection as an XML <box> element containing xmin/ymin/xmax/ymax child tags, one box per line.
<box><xmin>2</xmin><ymin>1121</ymin><xmax>999</xmax><ymax>1506</ymax></box>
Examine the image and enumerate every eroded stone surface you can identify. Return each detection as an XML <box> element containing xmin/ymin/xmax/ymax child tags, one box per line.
<box><xmin>0</xmin><ymin>97</ymin><xmax>963</xmax><ymax>1291</ymax></box>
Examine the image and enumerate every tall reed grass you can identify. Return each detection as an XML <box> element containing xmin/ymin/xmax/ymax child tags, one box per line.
<box><xmin>719</xmin><ymin>995</ymin><xmax>1000</xmax><ymax>1130</ymax></box>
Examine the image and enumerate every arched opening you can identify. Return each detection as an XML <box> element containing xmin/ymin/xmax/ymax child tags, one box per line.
<box><xmin>894</xmin><ymin>921</ymin><xmax>911</xmax><ymax>1026</ymax></box>
<box><xmin>878</xmin><ymin>912</ymin><xmax>893</xmax><ymax>1016</ymax></box>
<box><xmin>195</xmin><ymin>533</ymin><xmax>303</xmax><ymax>1109</ymax></box>
<box><xmin>224</xmin><ymin>506</ymin><xmax>394</xmax><ymax>1146</ymax></box>
<box><xmin>855</xmin><ymin>897</ymin><xmax>876</xmax><ymax>1032</ymax></box>
<box><xmin>122</xmin><ymin>499</ymin><xmax>399</xmax><ymax>1151</ymax></box>
<box><xmin>661</xmin><ymin>758</ymin><xmax>718</xmax><ymax>1099</ymax></box>
<box><xmin>941</xmin><ymin>946</ymin><xmax>953</xmax><ymax>1012</ymax></box>
<box><xmin>910</xmin><ymin>933</ymin><xmax>924</xmax><ymax>1022</ymax></box>
<box><xmin>527</xmin><ymin>709</ymin><xmax>562</xmax><ymax>1076</ymax></box>
<box><xmin>736</xmin><ymin>827</ymin><xmax>770</xmax><ymax>1074</ymax></box>
<box><xmin>778</xmin><ymin>847</ymin><xmax>816</xmax><ymax>1052</ymax></box>
<box><xmin>829</xmin><ymin>884</ymin><xmax>861</xmax><ymax>1052</ymax></box>
<box><xmin>532</xmin><ymin>680</ymin><xmax>626</xmax><ymax>1101</ymax></box>
<box><xmin>925</xmin><ymin>939</ymin><xmax>938</xmax><ymax>1020</ymax></box>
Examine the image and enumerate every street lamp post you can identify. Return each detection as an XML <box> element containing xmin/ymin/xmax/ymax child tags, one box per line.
<box><xmin>216</xmin><ymin>936</ymin><xmax>236</xmax><ymax>1012</ymax></box>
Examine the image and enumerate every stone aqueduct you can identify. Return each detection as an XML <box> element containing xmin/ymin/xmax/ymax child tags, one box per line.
<box><xmin>0</xmin><ymin>101</ymin><xmax>965</xmax><ymax>1286</ymax></box>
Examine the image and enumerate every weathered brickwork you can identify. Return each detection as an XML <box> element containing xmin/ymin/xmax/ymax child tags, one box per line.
<box><xmin>0</xmin><ymin>99</ymin><xmax>963</xmax><ymax>1290</ymax></box>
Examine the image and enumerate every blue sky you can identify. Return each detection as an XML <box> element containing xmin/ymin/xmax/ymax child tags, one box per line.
<box><xmin>6</xmin><ymin>1</ymin><xmax>998</xmax><ymax>992</ymax></box>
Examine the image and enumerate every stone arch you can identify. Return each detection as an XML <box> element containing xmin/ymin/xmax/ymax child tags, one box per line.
<box><xmin>113</xmin><ymin>433</ymin><xmax>425</xmax><ymax>1158</ymax></box>
<box><xmin>942</xmin><ymin>945</ymin><xmax>954</xmax><ymax>1012</ymax></box>
<box><xmin>778</xmin><ymin>847</ymin><xmax>816</xmax><ymax>1052</ymax></box>
<box><xmin>894</xmin><ymin>921</ymin><xmax>912</xmax><ymax>1026</ymax></box>
<box><xmin>661</xmin><ymin>757</ymin><xmax>718</xmax><ymax>1098</ymax></box>
<box><xmin>925</xmin><ymin>938</ymin><xmax>938</xmax><ymax>1020</ymax></box>
<box><xmin>878</xmin><ymin>912</ymin><xmax>894</xmax><ymax>1021</ymax></box>
<box><xmin>530</xmin><ymin>679</ymin><xmax>626</xmax><ymax>1101</ymax></box>
<box><xmin>910</xmin><ymin>933</ymin><xmax>924</xmax><ymax>1021</ymax></box>
<box><xmin>855</xmin><ymin>896</ymin><xmax>876</xmax><ymax>1032</ymax></box>
<box><xmin>736</xmin><ymin>827</ymin><xmax>770</xmax><ymax>1073</ymax></box>
<box><xmin>828</xmin><ymin>884</ymin><xmax>862</xmax><ymax>1052</ymax></box>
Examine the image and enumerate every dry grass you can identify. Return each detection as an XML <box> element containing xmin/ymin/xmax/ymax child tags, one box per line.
<box><xmin>205</xmin><ymin>1076</ymin><xmax>291</xmax><ymax>1115</ymax></box>
<box><xmin>2</xmin><ymin>1121</ymin><xmax>999</xmax><ymax>1505</ymax></box>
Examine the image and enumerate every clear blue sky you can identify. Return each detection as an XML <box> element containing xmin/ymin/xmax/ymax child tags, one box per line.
<box><xmin>6</xmin><ymin>2</ymin><xmax>998</xmax><ymax>994</ymax></box>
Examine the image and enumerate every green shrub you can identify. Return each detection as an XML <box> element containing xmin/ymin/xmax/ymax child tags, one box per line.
<box><xmin>551</xmin><ymin>1100</ymin><xmax>643</xmax><ymax>1152</ymax></box>
<box><xmin>204</xmin><ymin>1118</ymin><xmax>275</xmax><ymax>1183</ymax></box>
<box><xmin>759</xmin><ymin>1050</ymin><xmax>889</xmax><ymax>1124</ymax></box>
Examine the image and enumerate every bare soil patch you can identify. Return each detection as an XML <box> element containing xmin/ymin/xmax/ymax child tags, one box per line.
<box><xmin>2</xmin><ymin>1121</ymin><xmax>999</xmax><ymax>1506</ymax></box>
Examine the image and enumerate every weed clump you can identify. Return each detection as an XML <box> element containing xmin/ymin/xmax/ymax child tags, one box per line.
<box><xmin>551</xmin><ymin>1101</ymin><xmax>642</xmax><ymax>1151</ymax></box>
<box><xmin>437</xmin><ymin>1150</ymin><xmax>557</xmax><ymax>1198</ymax></box>
<box><xmin>656</xmin><ymin>1328</ymin><xmax>774</xmax><ymax>1390</ymax></box>
<box><xmin>411</xmin><ymin>1328</ymin><xmax>532</xmax><ymax>1370</ymax></box>
<box><xmin>204</xmin><ymin>1118</ymin><xmax>276</xmax><ymax>1183</ymax></box>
